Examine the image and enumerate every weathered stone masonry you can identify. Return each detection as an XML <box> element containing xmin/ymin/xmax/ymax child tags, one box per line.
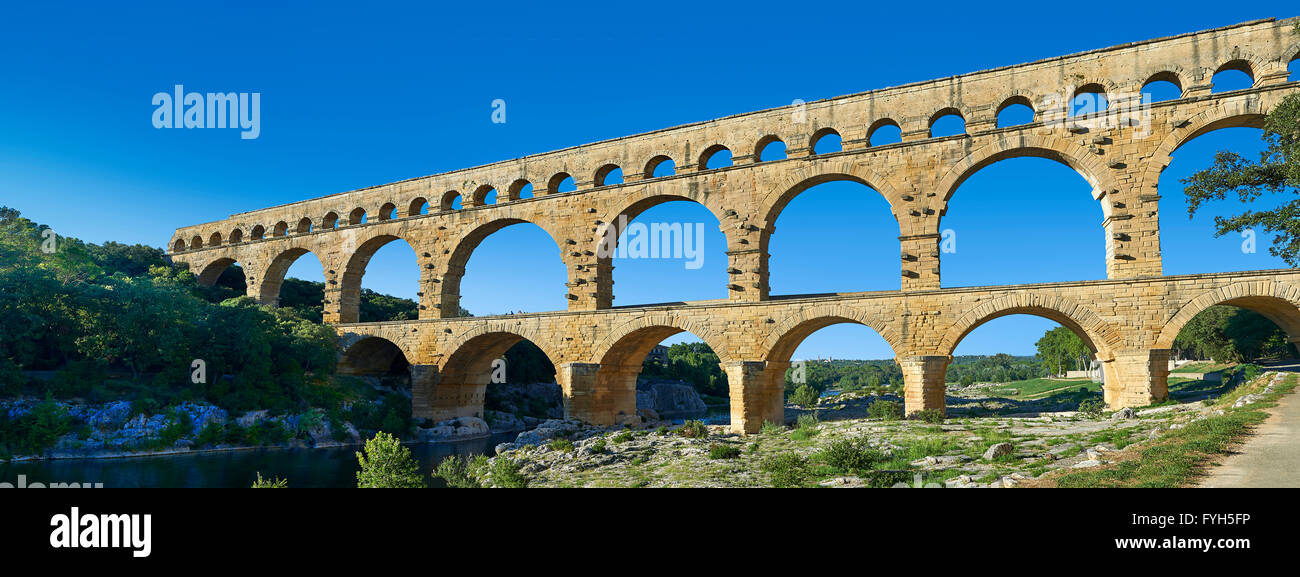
<box><xmin>170</xmin><ymin>18</ymin><xmax>1300</xmax><ymax>433</ymax></box>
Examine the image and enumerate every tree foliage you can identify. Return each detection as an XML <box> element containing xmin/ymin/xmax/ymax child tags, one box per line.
<box><xmin>1035</xmin><ymin>327</ymin><xmax>1092</xmax><ymax>375</ymax></box>
<box><xmin>1182</xmin><ymin>93</ymin><xmax>1300</xmax><ymax>266</ymax></box>
<box><xmin>356</xmin><ymin>431</ymin><xmax>426</xmax><ymax>488</ymax></box>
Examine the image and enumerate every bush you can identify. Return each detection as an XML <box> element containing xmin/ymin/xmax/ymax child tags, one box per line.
<box><xmin>789</xmin><ymin>384</ymin><xmax>820</xmax><ymax>408</ymax></box>
<box><xmin>490</xmin><ymin>457</ymin><xmax>529</xmax><ymax>488</ymax></box>
<box><xmin>760</xmin><ymin>420</ymin><xmax>785</xmax><ymax>435</ymax></box>
<box><xmin>612</xmin><ymin>430</ymin><xmax>634</xmax><ymax>443</ymax></box>
<box><xmin>818</xmin><ymin>437</ymin><xmax>883</xmax><ymax>473</ymax></box>
<box><xmin>195</xmin><ymin>422</ymin><xmax>224</xmax><ymax>447</ymax></box>
<box><xmin>708</xmin><ymin>443</ymin><xmax>742</xmax><ymax>460</ymax></box>
<box><xmin>763</xmin><ymin>454</ymin><xmax>811</xmax><ymax>488</ymax></box>
<box><xmin>678</xmin><ymin>420</ymin><xmax>709</xmax><ymax>439</ymax></box>
<box><xmin>589</xmin><ymin>439</ymin><xmax>607</xmax><ymax>454</ymax></box>
<box><xmin>355</xmin><ymin>432</ymin><xmax>425</xmax><ymax>488</ymax></box>
<box><xmin>548</xmin><ymin>438</ymin><xmax>574</xmax><ymax>452</ymax></box>
<box><xmin>910</xmin><ymin>408</ymin><xmax>945</xmax><ymax>424</ymax></box>
<box><xmin>867</xmin><ymin>400</ymin><xmax>903</xmax><ymax>421</ymax></box>
<box><xmin>433</xmin><ymin>455</ymin><xmax>482</xmax><ymax>488</ymax></box>
<box><xmin>1078</xmin><ymin>398</ymin><xmax>1105</xmax><ymax>418</ymax></box>
<box><xmin>251</xmin><ymin>472</ymin><xmax>287</xmax><ymax>488</ymax></box>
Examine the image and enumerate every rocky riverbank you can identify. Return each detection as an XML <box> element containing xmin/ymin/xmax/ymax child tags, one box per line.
<box><xmin>473</xmin><ymin>373</ymin><xmax>1291</xmax><ymax>488</ymax></box>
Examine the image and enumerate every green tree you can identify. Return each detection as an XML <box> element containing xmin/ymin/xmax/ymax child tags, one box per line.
<box><xmin>1181</xmin><ymin>92</ymin><xmax>1300</xmax><ymax>266</ymax></box>
<box><xmin>356</xmin><ymin>432</ymin><xmax>426</xmax><ymax>488</ymax></box>
<box><xmin>1035</xmin><ymin>327</ymin><xmax>1091</xmax><ymax>375</ymax></box>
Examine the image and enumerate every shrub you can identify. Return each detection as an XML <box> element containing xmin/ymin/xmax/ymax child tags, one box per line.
<box><xmin>612</xmin><ymin>430</ymin><xmax>634</xmax><ymax>443</ymax></box>
<box><xmin>355</xmin><ymin>431</ymin><xmax>425</xmax><ymax>488</ymax></box>
<box><xmin>789</xmin><ymin>384</ymin><xmax>820</xmax><ymax>408</ymax></box>
<box><xmin>759</xmin><ymin>420</ymin><xmax>785</xmax><ymax>435</ymax></box>
<box><xmin>763</xmin><ymin>454</ymin><xmax>811</xmax><ymax>488</ymax></box>
<box><xmin>195</xmin><ymin>422</ymin><xmax>224</xmax><ymax>447</ymax></box>
<box><xmin>867</xmin><ymin>400</ymin><xmax>903</xmax><ymax>421</ymax></box>
<box><xmin>818</xmin><ymin>437</ymin><xmax>883</xmax><ymax>473</ymax></box>
<box><xmin>655</xmin><ymin>425</ymin><xmax>670</xmax><ymax>436</ymax></box>
<box><xmin>589</xmin><ymin>439</ymin><xmax>607</xmax><ymax>454</ymax></box>
<box><xmin>708</xmin><ymin>443</ymin><xmax>742</xmax><ymax>459</ymax></box>
<box><xmin>251</xmin><ymin>472</ymin><xmax>287</xmax><ymax>488</ymax></box>
<box><xmin>678</xmin><ymin>420</ymin><xmax>709</xmax><ymax>439</ymax></box>
<box><xmin>548</xmin><ymin>438</ymin><xmax>574</xmax><ymax>452</ymax></box>
<box><xmin>1077</xmin><ymin>398</ymin><xmax>1105</xmax><ymax>418</ymax></box>
<box><xmin>433</xmin><ymin>455</ymin><xmax>482</xmax><ymax>488</ymax></box>
<box><xmin>910</xmin><ymin>408</ymin><xmax>945</xmax><ymax>424</ymax></box>
<box><xmin>490</xmin><ymin>457</ymin><xmax>529</xmax><ymax>488</ymax></box>
<box><xmin>796</xmin><ymin>413</ymin><xmax>818</xmax><ymax>429</ymax></box>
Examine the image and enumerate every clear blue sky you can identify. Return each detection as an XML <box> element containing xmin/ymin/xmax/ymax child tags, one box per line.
<box><xmin>2</xmin><ymin>2</ymin><xmax>1296</xmax><ymax>360</ymax></box>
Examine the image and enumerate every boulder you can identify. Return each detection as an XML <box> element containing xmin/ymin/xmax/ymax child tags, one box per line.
<box><xmin>1111</xmin><ymin>407</ymin><xmax>1136</xmax><ymax>420</ymax></box>
<box><xmin>237</xmin><ymin>410</ymin><xmax>269</xmax><ymax>427</ymax></box>
<box><xmin>982</xmin><ymin>442</ymin><xmax>1014</xmax><ymax>460</ymax></box>
<box><xmin>87</xmin><ymin>401</ymin><xmax>133</xmax><ymax>431</ymax></box>
<box><xmin>636</xmin><ymin>380</ymin><xmax>707</xmax><ymax>419</ymax></box>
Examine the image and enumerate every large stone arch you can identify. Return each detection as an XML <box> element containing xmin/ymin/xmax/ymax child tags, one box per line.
<box><xmin>195</xmin><ymin>256</ymin><xmax>240</xmax><ymax>287</ymax></box>
<box><xmin>761</xmin><ymin>303</ymin><xmax>902</xmax><ymax>363</ymax></box>
<box><xmin>1139</xmin><ymin>98</ymin><xmax>1269</xmax><ymax>192</ymax></box>
<box><xmin>439</xmin><ymin>320</ymin><xmax>564</xmax><ymax>374</ymax></box>
<box><xmin>1155</xmin><ymin>280</ymin><xmax>1300</xmax><ymax>349</ymax></box>
<box><xmin>337</xmin><ymin>230</ymin><xmax>422</xmax><ymax>324</ymax></box>
<box><xmin>431</xmin><ymin>323</ymin><xmax>564</xmax><ymax>421</ymax></box>
<box><xmin>578</xmin><ymin>313</ymin><xmax>733</xmax><ymax>427</ymax></box>
<box><xmin>758</xmin><ymin>160</ymin><xmax>904</xmax><ymax>228</ymax></box>
<box><xmin>337</xmin><ymin>333</ymin><xmax>415</xmax><ymax>376</ymax></box>
<box><xmin>591</xmin><ymin>183</ymin><xmax>733</xmax><ymax>308</ymax></box>
<box><xmin>591</xmin><ymin>313</ymin><xmax>733</xmax><ymax>367</ymax></box>
<box><xmin>938</xmin><ymin>292</ymin><xmax>1124</xmax><ymax>357</ymax></box>
<box><xmin>437</xmin><ymin>214</ymin><xmax>566</xmax><ymax>317</ymax></box>
<box><xmin>259</xmin><ymin>245</ymin><xmax>328</xmax><ymax>307</ymax></box>
<box><xmin>934</xmin><ymin>135</ymin><xmax>1115</xmax><ymax>215</ymax></box>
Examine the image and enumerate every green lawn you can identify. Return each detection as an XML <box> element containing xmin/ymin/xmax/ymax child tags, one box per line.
<box><xmin>1171</xmin><ymin>362</ymin><xmax>1234</xmax><ymax>374</ymax></box>
<box><xmin>983</xmin><ymin>378</ymin><xmax>1097</xmax><ymax>399</ymax></box>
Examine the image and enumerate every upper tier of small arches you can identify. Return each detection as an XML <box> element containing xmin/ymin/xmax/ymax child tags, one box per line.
<box><xmin>171</xmin><ymin>28</ymin><xmax>1300</xmax><ymax>252</ymax></box>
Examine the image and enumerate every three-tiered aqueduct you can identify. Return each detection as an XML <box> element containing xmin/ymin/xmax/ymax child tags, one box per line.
<box><xmin>170</xmin><ymin>18</ymin><xmax>1300</xmax><ymax>433</ymax></box>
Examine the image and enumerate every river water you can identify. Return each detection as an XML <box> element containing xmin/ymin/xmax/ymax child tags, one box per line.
<box><xmin>0</xmin><ymin>433</ymin><xmax>519</xmax><ymax>489</ymax></box>
<box><xmin>2</xmin><ymin>405</ymin><xmax>732</xmax><ymax>488</ymax></box>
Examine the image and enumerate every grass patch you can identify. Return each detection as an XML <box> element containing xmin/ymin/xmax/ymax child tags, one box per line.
<box><xmin>1048</xmin><ymin>374</ymin><xmax>1294</xmax><ymax>488</ymax></box>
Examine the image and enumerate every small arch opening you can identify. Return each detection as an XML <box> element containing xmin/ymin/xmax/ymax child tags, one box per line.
<box><xmin>756</xmin><ymin>137</ymin><xmax>787</xmax><ymax>161</ymax></box>
<box><xmin>229</xmin><ymin>229</ymin><xmax>243</xmax><ymax>244</ymax></box>
<box><xmin>645</xmin><ymin>155</ymin><xmax>676</xmax><ymax>178</ymax></box>
<box><xmin>594</xmin><ymin>165</ymin><xmax>623</xmax><ymax>187</ymax></box>
<box><xmin>207</xmin><ymin>232</ymin><xmax>223</xmax><ymax>246</ymax></box>
<box><xmin>1141</xmin><ymin>72</ymin><xmax>1183</xmax><ymax>102</ymax></box>
<box><xmin>440</xmin><ymin>191</ymin><xmax>462</xmax><ymax>211</ymax></box>
<box><xmin>996</xmin><ymin>97</ymin><xmax>1035</xmax><ymax>127</ymax></box>
<box><xmin>190</xmin><ymin>236</ymin><xmax>203</xmax><ymax>249</ymax></box>
<box><xmin>929</xmin><ymin>109</ymin><xmax>966</xmax><ymax>138</ymax></box>
<box><xmin>409</xmin><ymin>197</ymin><xmax>430</xmax><ymax>216</ymax></box>
<box><xmin>868</xmin><ymin>119</ymin><xmax>901</xmax><ymax>146</ymax></box>
<box><xmin>172</xmin><ymin>239</ymin><xmax>186</xmax><ymax>252</ymax></box>
<box><xmin>250</xmin><ymin>225</ymin><xmax>265</xmax><ymax>240</ymax></box>
<box><xmin>1211</xmin><ymin>61</ymin><xmax>1254</xmax><ymax>93</ymax></box>
<box><xmin>810</xmin><ymin>129</ymin><xmax>842</xmax><ymax>154</ymax></box>
<box><xmin>700</xmin><ymin>145</ymin><xmax>733</xmax><ymax>169</ymax></box>
<box><xmin>1070</xmin><ymin>84</ymin><xmax>1109</xmax><ymax>116</ymax></box>
<box><xmin>272</xmin><ymin>221</ymin><xmax>288</xmax><ymax>237</ymax></box>
<box><xmin>474</xmin><ymin>185</ymin><xmax>498</xmax><ymax>205</ymax></box>
<box><xmin>296</xmin><ymin>218</ymin><xmax>312</xmax><ymax>234</ymax></box>
<box><xmin>507</xmin><ymin>179</ymin><xmax>533</xmax><ymax>200</ymax></box>
<box><xmin>1289</xmin><ymin>52</ymin><xmax>1299</xmax><ymax>81</ymax></box>
<box><xmin>548</xmin><ymin>172</ymin><xmax>576</xmax><ymax>194</ymax></box>
<box><xmin>378</xmin><ymin>202</ymin><xmax>397</xmax><ymax>221</ymax></box>
<box><xmin>322</xmin><ymin>212</ymin><xmax>339</xmax><ymax>230</ymax></box>
<box><xmin>348</xmin><ymin>208</ymin><xmax>367</xmax><ymax>226</ymax></box>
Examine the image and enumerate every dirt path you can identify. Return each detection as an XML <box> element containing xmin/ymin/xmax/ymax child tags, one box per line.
<box><xmin>1201</xmin><ymin>369</ymin><xmax>1300</xmax><ymax>488</ymax></box>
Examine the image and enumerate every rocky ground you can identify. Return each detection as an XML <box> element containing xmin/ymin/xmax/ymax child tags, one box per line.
<box><xmin>477</xmin><ymin>373</ymin><xmax>1292</xmax><ymax>488</ymax></box>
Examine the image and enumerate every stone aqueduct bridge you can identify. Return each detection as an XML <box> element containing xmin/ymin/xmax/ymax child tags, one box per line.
<box><xmin>169</xmin><ymin>18</ymin><xmax>1300</xmax><ymax>433</ymax></box>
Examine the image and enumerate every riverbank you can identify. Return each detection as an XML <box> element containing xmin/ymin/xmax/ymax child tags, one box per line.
<box><xmin>472</xmin><ymin>372</ymin><xmax>1292</xmax><ymax>488</ymax></box>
